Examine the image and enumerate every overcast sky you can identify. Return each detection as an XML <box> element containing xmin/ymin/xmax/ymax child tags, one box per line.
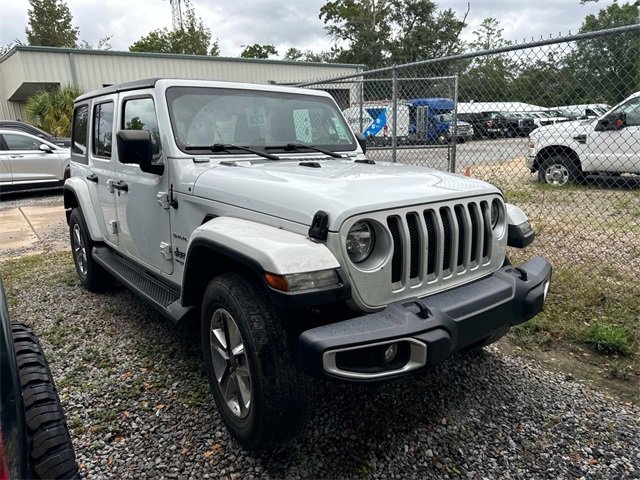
<box><xmin>0</xmin><ymin>0</ymin><xmax>618</xmax><ymax>57</ymax></box>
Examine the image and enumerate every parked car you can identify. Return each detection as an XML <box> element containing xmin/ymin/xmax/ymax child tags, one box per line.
<box><xmin>0</xmin><ymin>120</ymin><xmax>71</xmax><ymax>148</ymax></box>
<box><xmin>0</xmin><ymin>129</ymin><xmax>70</xmax><ymax>195</ymax></box>
<box><xmin>554</xmin><ymin>104</ymin><xmax>610</xmax><ymax>120</ymax></box>
<box><xmin>0</xmin><ymin>276</ymin><xmax>78</xmax><ymax>479</ymax></box>
<box><xmin>529</xmin><ymin>91</ymin><xmax>640</xmax><ymax>186</ymax></box>
<box><xmin>64</xmin><ymin>78</ymin><xmax>551</xmax><ymax>450</ymax></box>
<box><xmin>521</xmin><ymin>110</ymin><xmax>573</xmax><ymax>128</ymax></box>
<box><xmin>457</xmin><ymin>111</ymin><xmax>509</xmax><ymax>139</ymax></box>
<box><xmin>500</xmin><ymin>112</ymin><xmax>537</xmax><ymax>137</ymax></box>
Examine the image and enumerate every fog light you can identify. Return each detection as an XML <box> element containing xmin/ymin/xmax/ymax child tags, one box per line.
<box><xmin>384</xmin><ymin>343</ymin><xmax>398</xmax><ymax>363</ymax></box>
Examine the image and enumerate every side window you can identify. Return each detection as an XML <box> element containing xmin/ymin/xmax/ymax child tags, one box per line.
<box><xmin>93</xmin><ymin>102</ymin><xmax>114</xmax><ymax>158</ymax></box>
<box><xmin>614</xmin><ymin>97</ymin><xmax>640</xmax><ymax>127</ymax></box>
<box><xmin>2</xmin><ymin>133</ymin><xmax>41</xmax><ymax>151</ymax></box>
<box><xmin>122</xmin><ymin>98</ymin><xmax>162</xmax><ymax>163</ymax></box>
<box><xmin>72</xmin><ymin>104</ymin><xmax>89</xmax><ymax>163</ymax></box>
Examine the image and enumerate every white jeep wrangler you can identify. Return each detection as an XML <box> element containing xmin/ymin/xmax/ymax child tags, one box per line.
<box><xmin>64</xmin><ymin>78</ymin><xmax>551</xmax><ymax>450</ymax></box>
<box><xmin>528</xmin><ymin>92</ymin><xmax>640</xmax><ymax>186</ymax></box>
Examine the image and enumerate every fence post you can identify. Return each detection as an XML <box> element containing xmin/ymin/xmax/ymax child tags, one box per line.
<box><xmin>391</xmin><ymin>66</ymin><xmax>398</xmax><ymax>163</ymax></box>
<box><xmin>449</xmin><ymin>74</ymin><xmax>459</xmax><ymax>173</ymax></box>
<box><xmin>358</xmin><ymin>77</ymin><xmax>364</xmax><ymax>133</ymax></box>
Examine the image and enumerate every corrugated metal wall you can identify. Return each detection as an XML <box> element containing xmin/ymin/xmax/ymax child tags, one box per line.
<box><xmin>0</xmin><ymin>47</ymin><xmax>363</xmax><ymax>121</ymax></box>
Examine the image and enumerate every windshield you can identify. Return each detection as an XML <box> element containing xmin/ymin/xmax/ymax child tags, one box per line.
<box><xmin>438</xmin><ymin>113</ymin><xmax>454</xmax><ymax>122</ymax></box>
<box><xmin>166</xmin><ymin>86</ymin><xmax>356</xmax><ymax>154</ymax></box>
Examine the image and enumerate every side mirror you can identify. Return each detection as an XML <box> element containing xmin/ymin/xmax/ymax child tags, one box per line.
<box><xmin>39</xmin><ymin>144</ymin><xmax>53</xmax><ymax>153</ymax></box>
<box><xmin>355</xmin><ymin>132</ymin><xmax>367</xmax><ymax>154</ymax></box>
<box><xmin>595</xmin><ymin>113</ymin><xmax>625</xmax><ymax>132</ymax></box>
<box><xmin>116</xmin><ymin>130</ymin><xmax>163</xmax><ymax>175</ymax></box>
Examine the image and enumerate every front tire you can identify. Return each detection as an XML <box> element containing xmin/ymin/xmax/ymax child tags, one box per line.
<box><xmin>538</xmin><ymin>155</ymin><xmax>582</xmax><ymax>186</ymax></box>
<box><xmin>12</xmin><ymin>323</ymin><xmax>79</xmax><ymax>479</ymax></box>
<box><xmin>201</xmin><ymin>273</ymin><xmax>313</xmax><ymax>451</ymax></box>
<box><xmin>68</xmin><ymin>208</ymin><xmax>110</xmax><ymax>292</ymax></box>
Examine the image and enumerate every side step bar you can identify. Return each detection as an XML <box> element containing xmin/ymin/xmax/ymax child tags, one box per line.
<box><xmin>92</xmin><ymin>246</ymin><xmax>193</xmax><ymax>323</ymax></box>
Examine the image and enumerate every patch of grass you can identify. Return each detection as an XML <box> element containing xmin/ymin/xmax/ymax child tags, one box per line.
<box><xmin>582</xmin><ymin>322</ymin><xmax>634</xmax><ymax>355</ymax></box>
<box><xmin>512</xmin><ymin>265</ymin><xmax>639</xmax><ymax>360</ymax></box>
<box><xmin>0</xmin><ymin>251</ymin><xmax>73</xmax><ymax>285</ymax></box>
<box><xmin>503</xmin><ymin>189</ymin><xmax>534</xmax><ymax>204</ymax></box>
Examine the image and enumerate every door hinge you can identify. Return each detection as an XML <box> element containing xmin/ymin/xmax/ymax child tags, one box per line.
<box><xmin>109</xmin><ymin>220</ymin><xmax>119</xmax><ymax>235</ymax></box>
<box><xmin>160</xmin><ymin>242</ymin><xmax>173</xmax><ymax>261</ymax></box>
<box><xmin>157</xmin><ymin>192</ymin><xmax>170</xmax><ymax>209</ymax></box>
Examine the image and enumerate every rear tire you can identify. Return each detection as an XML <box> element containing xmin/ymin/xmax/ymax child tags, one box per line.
<box><xmin>201</xmin><ymin>273</ymin><xmax>313</xmax><ymax>451</ymax></box>
<box><xmin>12</xmin><ymin>323</ymin><xmax>79</xmax><ymax>479</ymax></box>
<box><xmin>68</xmin><ymin>208</ymin><xmax>110</xmax><ymax>292</ymax></box>
<box><xmin>538</xmin><ymin>155</ymin><xmax>582</xmax><ymax>186</ymax></box>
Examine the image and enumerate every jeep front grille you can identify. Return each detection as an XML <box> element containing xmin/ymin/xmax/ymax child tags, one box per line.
<box><xmin>386</xmin><ymin>201</ymin><xmax>492</xmax><ymax>287</ymax></box>
<box><xmin>337</xmin><ymin>195</ymin><xmax>507</xmax><ymax>310</ymax></box>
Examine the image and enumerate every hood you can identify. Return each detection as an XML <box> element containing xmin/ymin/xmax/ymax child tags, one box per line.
<box><xmin>531</xmin><ymin>119</ymin><xmax>593</xmax><ymax>140</ymax></box>
<box><xmin>192</xmin><ymin>158</ymin><xmax>500</xmax><ymax>230</ymax></box>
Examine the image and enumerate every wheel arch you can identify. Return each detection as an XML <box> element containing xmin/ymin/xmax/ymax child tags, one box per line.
<box><xmin>534</xmin><ymin>145</ymin><xmax>582</xmax><ymax>172</ymax></box>
<box><xmin>181</xmin><ymin>217</ymin><xmax>344</xmax><ymax>310</ymax></box>
<box><xmin>182</xmin><ymin>240</ymin><xmax>264</xmax><ymax>308</ymax></box>
<box><xmin>63</xmin><ymin>178</ymin><xmax>103</xmax><ymax>242</ymax></box>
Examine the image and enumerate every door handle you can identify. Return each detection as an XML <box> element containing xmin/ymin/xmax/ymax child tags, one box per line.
<box><xmin>86</xmin><ymin>173</ymin><xmax>98</xmax><ymax>183</ymax></box>
<box><xmin>9</xmin><ymin>155</ymin><xmax>24</xmax><ymax>159</ymax></box>
<box><xmin>112</xmin><ymin>180</ymin><xmax>128</xmax><ymax>192</ymax></box>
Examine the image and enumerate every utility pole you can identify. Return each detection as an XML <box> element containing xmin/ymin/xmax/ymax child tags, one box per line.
<box><xmin>170</xmin><ymin>0</ymin><xmax>183</xmax><ymax>30</ymax></box>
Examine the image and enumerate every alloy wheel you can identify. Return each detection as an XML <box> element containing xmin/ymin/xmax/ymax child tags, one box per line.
<box><xmin>209</xmin><ymin>308</ymin><xmax>252</xmax><ymax>418</ymax></box>
<box><xmin>72</xmin><ymin>224</ymin><xmax>88</xmax><ymax>276</ymax></box>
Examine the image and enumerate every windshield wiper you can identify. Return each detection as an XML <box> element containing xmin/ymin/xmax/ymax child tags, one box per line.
<box><xmin>277</xmin><ymin>143</ymin><xmax>344</xmax><ymax>158</ymax></box>
<box><xmin>185</xmin><ymin>143</ymin><xmax>280</xmax><ymax>161</ymax></box>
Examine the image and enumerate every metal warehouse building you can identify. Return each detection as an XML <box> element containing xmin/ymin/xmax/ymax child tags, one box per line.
<box><xmin>0</xmin><ymin>46</ymin><xmax>363</xmax><ymax>121</ymax></box>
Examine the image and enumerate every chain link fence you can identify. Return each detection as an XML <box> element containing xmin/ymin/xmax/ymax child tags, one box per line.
<box><xmin>294</xmin><ymin>24</ymin><xmax>640</xmax><ymax>288</ymax></box>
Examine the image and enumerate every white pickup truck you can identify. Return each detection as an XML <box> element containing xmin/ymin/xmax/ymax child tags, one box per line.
<box><xmin>528</xmin><ymin>92</ymin><xmax>640</xmax><ymax>186</ymax></box>
<box><xmin>63</xmin><ymin>78</ymin><xmax>551</xmax><ymax>450</ymax></box>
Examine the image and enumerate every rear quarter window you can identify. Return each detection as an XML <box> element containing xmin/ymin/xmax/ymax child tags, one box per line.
<box><xmin>71</xmin><ymin>104</ymin><xmax>89</xmax><ymax>164</ymax></box>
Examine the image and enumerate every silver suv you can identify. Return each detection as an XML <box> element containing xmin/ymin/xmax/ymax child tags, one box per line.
<box><xmin>0</xmin><ymin>129</ymin><xmax>70</xmax><ymax>195</ymax></box>
<box><xmin>63</xmin><ymin>78</ymin><xmax>551</xmax><ymax>450</ymax></box>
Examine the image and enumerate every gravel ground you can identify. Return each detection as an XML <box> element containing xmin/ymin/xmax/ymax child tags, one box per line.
<box><xmin>1</xmin><ymin>252</ymin><xmax>638</xmax><ymax>480</ymax></box>
<box><xmin>2</xmin><ymin>192</ymin><xmax>639</xmax><ymax>479</ymax></box>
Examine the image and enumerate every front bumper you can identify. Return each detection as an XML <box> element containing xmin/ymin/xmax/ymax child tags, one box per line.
<box><xmin>298</xmin><ymin>256</ymin><xmax>551</xmax><ymax>382</ymax></box>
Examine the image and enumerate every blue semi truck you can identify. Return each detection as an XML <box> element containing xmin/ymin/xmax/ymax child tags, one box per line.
<box><xmin>342</xmin><ymin>98</ymin><xmax>473</xmax><ymax>145</ymax></box>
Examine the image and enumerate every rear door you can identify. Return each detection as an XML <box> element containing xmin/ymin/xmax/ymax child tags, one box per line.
<box><xmin>0</xmin><ymin>149</ymin><xmax>11</xmax><ymax>187</ymax></box>
<box><xmin>88</xmin><ymin>97</ymin><xmax>119</xmax><ymax>245</ymax></box>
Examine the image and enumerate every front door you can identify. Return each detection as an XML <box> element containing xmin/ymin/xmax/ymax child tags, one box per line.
<box><xmin>114</xmin><ymin>94</ymin><xmax>173</xmax><ymax>275</ymax></box>
<box><xmin>586</xmin><ymin>95</ymin><xmax>640</xmax><ymax>174</ymax></box>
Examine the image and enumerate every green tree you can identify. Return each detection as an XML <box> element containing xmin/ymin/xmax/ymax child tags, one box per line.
<box><xmin>129</xmin><ymin>0</ymin><xmax>219</xmax><ymax>55</ymax></box>
<box><xmin>565</xmin><ymin>1</ymin><xmax>640</xmax><ymax>104</ymax></box>
<box><xmin>319</xmin><ymin>0</ymin><xmax>393</xmax><ymax>67</ymax></box>
<box><xmin>25</xmin><ymin>85</ymin><xmax>83</xmax><ymax>137</ymax></box>
<box><xmin>240</xmin><ymin>44</ymin><xmax>278</xmax><ymax>59</ymax></box>
<box><xmin>283</xmin><ymin>47</ymin><xmax>304</xmax><ymax>61</ymax></box>
<box><xmin>25</xmin><ymin>0</ymin><xmax>79</xmax><ymax>48</ymax></box>
<box><xmin>388</xmin><ymin>0</ymin><xmax>468</xmax><ymax>64</ymax></box>
<box><xmin>319</xmin><ymin>0</ymin><xmax>468</xmax><ymax>68</ymax></box>
<box><xmin>459</xmin><ymin>18</ymin><xmax>516</xmax><ymax>102</ymax></box>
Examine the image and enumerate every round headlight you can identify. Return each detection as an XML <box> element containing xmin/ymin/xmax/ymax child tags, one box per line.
<box><xmin>491</xmin><ymin>200</ymin><xmax>501</xmax><ymax>229</ymax></box>
<box><xmin>346</xmin><ymin>221</ymin><xmax>375</xmax><ymax>263</ymax></box>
